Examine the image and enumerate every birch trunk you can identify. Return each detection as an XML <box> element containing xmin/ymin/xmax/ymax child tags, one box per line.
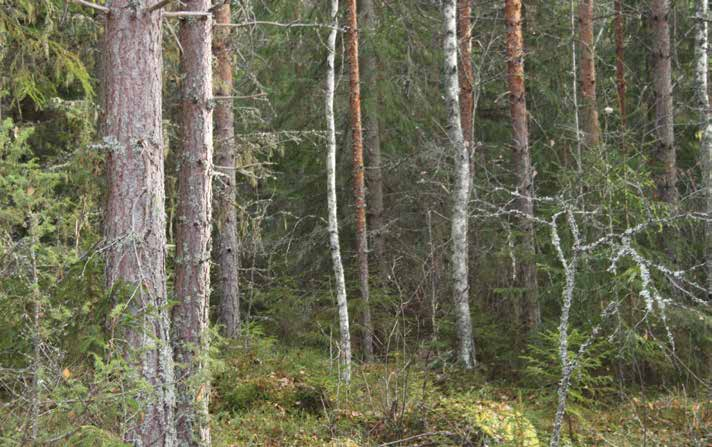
<box><xmin>458</xmin><ymin>0</ymin><xmax>474</xmax><ymax>149</ymax></box>
<box><xmin>326</xmin><ymin>0</ymin><xmax>352</xmax><ymax>383</ymax></box>
<box><xmin>360</xmin><ymin>0</ymin><xmax>387</xmax><ymax>282</ymax></box>
<box><xmin>651</xmin><ymin>0</ymin><xmax>678</xmax><ymax>203</ymax></box>
<box><xmin>695</xmin><ymin>0</ymin><xmax>712</xmax><ymax>297</ymax></box>
<box><xmin>213</xmin><ymin>3</ymin><xmax>241</xmax><ymax>338</ymax></box>
<box><xmin>579</xmin><ymin>0</ymin><xmax>601</xmax><ymax>147</ymax></box>
<box><xmin>505</xmin><ymin>0</ymin><xmax>540</xmax><ymax>332</ymax></box>
<box><xmin>615</xmin><ymin>0</ymin><xmax>627</xmax><ymax>128</ymax></box>
<box><xmin>101</xmin><ymin>2</ymin><xmax>175</xmax><ymax>444</ymax></box>
<box><xmin>347</xmin><ymin>0</ymin><xmax>375</xmax><ymax>362</ymax></box>
<box><xmin>443</xmin><ymin>0</ymin><xmax>475</xmax><ymax>368</ymax></box>
<box><xmin>173</xmin><ymin>1</ymin><xmax>213</xmax><ymax>445</ymax></box>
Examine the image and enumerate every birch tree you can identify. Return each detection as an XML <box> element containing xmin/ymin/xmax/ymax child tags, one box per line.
<box><xmin>579</xmin><ymin>0</ymin><xmax>601</xmax><ymax>147</ymax></box>
<box><xmin>326</xmin><ymin>0</ymin><xmax>352</xmax><ymax>383</ymax></box>
<box><xmin>443</xmin><ymin>0</ymin><xmax>476</xmax><ymax>368</ymax></box>
<box><xmin>651</xmin><ymin>0</ymin><xmax>678</xmax><ymax>203</ymax></box>
<box><xmin>347</xmin><ymin>0</ymin><xmax>375</xmax><ymax>361</ymax></box>
<box><xmin>695</xmin><ymin>0</ymin><xmax>712</xmax><ymax>296</ymax></box>
<box><xmin>213</xmin><ymin>2</ymin><xmax>241</xmax><ymax>338</ymax></box>
<box><xmin>100</xmin><ymin>1</ymin><xmax>175</xmax><ymax>444</ymax></box>
<box><xmin>505</xmin><ymin>0</ymin><xmax>540</xmax><ymax>331</ymax></box>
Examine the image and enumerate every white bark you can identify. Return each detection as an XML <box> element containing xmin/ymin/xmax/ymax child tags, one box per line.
<box><xmin>326</xmin><ymin>0</ymin><xmax>351</xmax><ymax>383</ymax></box>
<box><xmin>696</xmin><ymin>0</ymin><xmax>712</xmax><ymax>297</ymax></box>
<box><xmin>443</xmin><ymin>0</ymin><xmax>475</xmax><ymax>368</ymax></box>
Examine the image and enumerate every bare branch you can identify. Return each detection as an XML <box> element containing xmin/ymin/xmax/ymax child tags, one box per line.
<box><xmin>215</xmin><ymin>20</ymin><xmax>343</xmax><ymax>31</ymax></box>
<box><xmin>162</xmin><ymin>11</ymin><xmax>210</xmax><ymax>18</ymax></box>
<box><xmin>70</xmin><ymin>0</ymin><xmax>109</xmax><ymax>13</ymax></box>
<box><xmin>146</xmin><ymin>0</ymin><xmax>176</xmax><ymax>13</ymax></box>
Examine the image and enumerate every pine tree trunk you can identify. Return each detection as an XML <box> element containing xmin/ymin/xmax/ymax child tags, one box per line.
<box><xmin>651</xmin><ymin>0</ymin><xmax>678</xmax><ymax>203</ymax></box>
<box><xmin>695</xmin><ymin>0</ymin><xmax>712</xmax><ymax>297</ymax></box>
<box><xmin>579</xmin><ymin>0</ymin><xmax>601</xmax><ymax>147</ymax></box>
<box><xmin>360</xmin><ymin>0</ymin><xmax>387</xmax><ymax>283</ymax></box>
<box><xmin>615</xmin><ymin>0</ymin><xmax>627</xmax><ymax>128</ymax></box>
<box><xmin>101</xmin><ymin>2</ymin><xmax>175</xmax><ymax>445</ymax></box>
<box><xmin>505</xmin><ymin>0</ymin><xmax>540</xmax><ymax>332</ymax></box>
<box><xmin>347</xmin><ymin>0</ymin><xmax>374</xmax><ymax>362</ymax></box>
<box><xmin>326</xmin><ymin>0</ymin><xmax>352</xmax><ymax>382</ymax></box>
<box><xmin>173</xmin><ymin>1</ymin><xmax>213</xmax><ymax>445</ymax></box>
<box><xmin>443</xmin><ymin>0</ymin><xmax>476</xmax><ymax>368</ymax></box>
<box><xmin>213</xmin><ymin>3</ymin><xmax>241</xmax><ymax>339</ymax></box>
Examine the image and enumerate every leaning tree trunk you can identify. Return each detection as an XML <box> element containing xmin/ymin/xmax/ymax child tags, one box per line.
<box><xmin>651</xmin><ymin>0</ymin><xmax>678</xmax><ymax>203</ymax></box>
<box><xmin>173</xmin><ymin>1</ymin><xmax>213</xmax><ymax>445</ymax></box>
<box><xmin>347</xmin><ymin>0</ymin><xmax>375</xmax><ymax>362</ymax></box>
<box><xmin>326</xmin><ymin>0</ymin><xmax>352</xmax><ymax>383</ymax></box>
<box><xmin>615</xmin><ymin>0</ymin><xmax>627</xmax><ymax>128</ymax></box>
<box><xmin>360</xmin><ymin>0</ymin><xmax>387</xmax><ymax>283</ymax></box>
<box><xmin>101</xmin><ymin>1</ymin><xmax>175</xmax><ymax>445</ymax></box>
<box><xmin>443</xmin><ymin>0</ymin><xmax>476</xmax><ymax>368</ymax></box>
<box><xmin>695</xmin><ymin>0</ymin><xmax>712</xmax><ymax>297</ymax></box>
<box><xmin>505</xmin><ymin>0</ymin><xmax>540</xmax><ymax>332</ymax></box>
<box><xmin>579</xmin><ymin>0</ymin><xmax>601</xmax><ymax>147</ymax></box>
<box><xmin>213</xmin><ymin>2</ymin><xmax>241</xmax><ymax>339</ymax></box>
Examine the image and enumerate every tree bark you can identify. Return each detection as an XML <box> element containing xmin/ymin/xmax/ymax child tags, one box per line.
<box><xmin>615</xmin><ymin>0</ymin><xmax>627</xmax><ymax>128</ymax></box>
<box><xmin>347</xmin><ymin>0</ymin><xmax>375</xmax><ymax>362</ymax></box>
<box><xmin>458</xmin><ymin>0</ymin><xmax>474</xmax><ymax>149</ymax></box>
<box><xmin>213</xmin><ymin>2</ymin><xmax>241</xmax><ymax>339</ymax></box>
<box><xmin>443</xmin><ymin>0</ymin><xmax>476</xmax><ymax>368</ymax></box>
<box><xmin>579</xmin><ymin>0</ymin><xmax>601</xmax><ymax>147</ymax></box>
<box><xmin>695</xmin><ymin>0</ymin><xmax>712</xmax><ymax>297</ymax></box>
<box><xmin>173</xmin><ymin>1</ymin><xmax>213</xmax><ymax>445</ymax></box>
<box><xmin>505</xmin><ymin>0</ymin><xmax>540</xmax><ymax>332</ymax></box>
<box><xmin>101</xmin><ymin>2</ymin><xmax>175</xmax><ymax>445</ymax></box>
<box><xmin>651</xmin><ymin>0</ymin><xmax>678</xmax><ymax>203</ymax></box>
<box><xmin>360</xmin><ymin>0</ymin><xmax>387</xmax><ymax>283</ymax></box>
<box><xmin>326</xmin><ymin>0</ymin><xmax>352</xmax><ymax>383</ymax></box>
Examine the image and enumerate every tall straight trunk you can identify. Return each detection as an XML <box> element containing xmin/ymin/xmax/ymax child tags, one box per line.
<box><xmin>360</xmin><ymin>0</ymin><xmax>387</xmax><ymax>282</ymax></box>
<box><xmin>101</xmin><ymin>2</ymin><xmax>175</xmax><ymax>445</ymax></box>
<box><xmin>173</xmin><ymin>1</ymin><xmax>213</xmax><ymax>445</ymax></box>
<box><xmin>458</xmin><ymin>0</ymin><xmax>474</xmax><ymax>149</ymax></box>
<box><xmin>695</xmin><ymin>0</ymin><xmax>712</xmax><ymax>296</ymax></box>
<box><xmin>28</xmin><ymin>213</ymin><xmax>40</xmax><ymax>444</ymax></box>
<box><xmin>326</xmin><ymin>0</ymin><xmax>352</xmax><ymax>382</ymax></box>
<box><xmin>213</xmin><ymin>3</ymin><xmax>241</xmax><ymax>338</ymax></box>
<box><xmin>579</xmin><ymin>0</ymin><xmax>601</xmax><ymax>147</ymax></box>
<box><xmin>443</xmin><ymin>0</ymin><xmax>476</xmax><ymax>368</ymax></box>
<box><xmin>505</xmin><ymin>0</ymin><xmax>540</xmax><ymax>332</ymax></box>
<box><xmin>615</xmin><ymin>0</ymin><xmax>627</xmax><ymax>128</ymax></box>
<box><xmin>347</xmin><ymin>0</ymin><xmax>374</xmax><ymax>362</ymax></box>
<box><xmin>651</xmin><ymin>0</ymin><xmax>678</xmax><ymax>203</ymax></box>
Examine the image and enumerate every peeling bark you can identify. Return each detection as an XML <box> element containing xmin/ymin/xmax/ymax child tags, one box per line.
<box><xmin>505</xmin><ymin>0</ymin><xmax>540</xmax><ymax>332</ymax></box>
<box><xmin>173</xmin><ymin>1</ymin><xmax>213</xmax><ymax>445</ymax></box>
<box><xmin>443</xmin><ymin>0</ymin><xmax>476</xmax><ymax>368</ymax></box>
<box><xmin>651</xmin><ymin>0</ymin><xmax>678</xmax><ymax>203</ymax></box>
<box><xmin>326</xmin><ymin>0</ymin><xmax>352</xmax><ymax>382</ymax></box>
<box><xmin>579</xmin><ymin>0</ymin><xmax>601</xmax><ymax>147</ymax></box>
<box><xmin>101</xmin><ymin>1</ymin><xmax>175</xmax><ymax>445</ymax></box>
<box><xmin>347</xmin><ymin>0</ymin><xmax>375</xmax><ymax>362</ymax></box>
<box><xmin>213</xmin><ymin>3</ymin><xmax>241</xmax><ymax>339</ymax></box>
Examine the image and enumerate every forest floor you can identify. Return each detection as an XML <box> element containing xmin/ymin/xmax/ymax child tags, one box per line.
<box><xmin>209</xmin><ymin>337</ymin><xmax>710</xmax><ymax>446</ymax></box>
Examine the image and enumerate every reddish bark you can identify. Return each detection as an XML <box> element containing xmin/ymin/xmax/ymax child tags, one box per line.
<box><xmin>505</xmin><ymin>0</ymin><xmax>540</xmax><ymax>331</ymax></box>
<box><xmin>101</xmin><ymin>1</ymin><xmax>175</xmax><ymax>444</ymax></box>
<box><xmin>213</xmin><ymin>3</ymin><xmax>241</xmax><ymax>338</ymax></box>
<box><xmin>347</xmin><ymin>0</ymin><xmax>374</xmax><ymax>361</ymax></box>
<box><xmin>579</xmin><ymin>0</ymin><xmax>601</xmax><ymax>147</ymax></box>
